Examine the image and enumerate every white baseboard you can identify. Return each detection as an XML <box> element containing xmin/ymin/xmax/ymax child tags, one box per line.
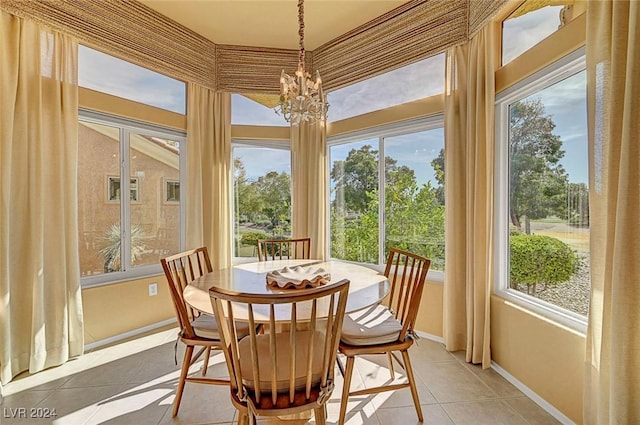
<box><xmin>491</xmin><ymin>361</ymin><xmax>576</xmax><ymax>425</ymax></box>
<box><xmin>415</xmin><ymin>330</ymin><xmax>444</xmax><ymax>344</ymax></box>
<box><xmin>84</xmin><ymin>318</ymin><xmax>177</xmax><ymax>352</ymax></box>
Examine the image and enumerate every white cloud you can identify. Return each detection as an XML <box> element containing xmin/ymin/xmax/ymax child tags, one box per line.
<box><xmin>79</xmin><ymin>46</ymin><xmax>185</xmax><ymax>114</ymax></box>
<box><xmin>327</xmin><ymin>54</ymin><xmax>445</xmax><ymax>122</ymax></box>
<box><xmin>502</xmin><ymin>6</ymin><xmax>563</xmax><ymax>64</ymax></box>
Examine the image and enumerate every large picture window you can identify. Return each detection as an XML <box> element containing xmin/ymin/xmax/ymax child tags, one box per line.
<box><xmin>78</xmin><ymin>111</ymin><xmax>185</xmax><ymax>284</ymax></box>
<box><xmin>329</xmin><ymin>118</ymin><xmax>445</xmax><ymax>272</ymax></box>
<box><xmin>495</xmin><ymin>50</ymin><xmax>589</xmax><ymax>327</ymax></box>
<box><xmin>232</xmin><ymin>141</ymin><xmax>291</xmax><ymax>259</ymax></box>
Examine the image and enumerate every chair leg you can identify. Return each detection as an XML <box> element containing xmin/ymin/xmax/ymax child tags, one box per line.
<box><xmin>401</xmin><ymin>349</ymin><xmax>423</xmax><ymax>422</ymax></box>
<box><xmin>173</xmin><ymin>344</ymin><xmax>194</xmax><ymax>417</ymax></box>
<box><xmin>338</xmin><ymin>355</ymin><xmax>355</xmax><ymax>425</ymax></box>
<box><xmin>237</xmin><ymin>409</ymin><xmax>249</xmax><ymax>425</ymax></box>
<box><xmin>202</xmin><ymin>346</ymin><xmax>211</xmax><ymax>375</ymax></box>
<box><xmin>314</xmin><ymin>405</ymin><xmax>327</xmax><ymax>425</ymax></box>
<box><xmin>387</xmin><ymin>351</ymin><xmax>395</xmax><ymax>380</ymax></box>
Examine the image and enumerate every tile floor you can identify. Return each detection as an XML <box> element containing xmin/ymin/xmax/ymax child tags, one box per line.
<box><xmin>1</xmin><ymin>328</ymin><xmax>561</xmax><ymax>425</ymax></box>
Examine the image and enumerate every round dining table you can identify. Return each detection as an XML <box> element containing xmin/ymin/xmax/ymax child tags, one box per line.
<box><xmin>182</xmin><ymin>259</ymin><xmax>389</xmax><ymax>320</ymax></box>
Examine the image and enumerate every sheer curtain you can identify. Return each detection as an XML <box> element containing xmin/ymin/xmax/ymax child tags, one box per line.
<box><xmin>442</xmin><ymin>24</ymin><xmax>496</xmax><ymax>368</ymax></box>
<box><xmin>1</xmin><ymin>11</ymin><xmax>84</xmax><ymax>385</ymax></box>
<box><xmin>185</xmin><ymin>84</ymin><xmax>232</xmax><ymax>270</ymax></box>
<box><xmin>584</xmin><ymin>1</ymin><xmax>640</xmax><ymax>423</ymax></box>
<box><xmin>291</xmin><ymin>121</ymin><xmax>327</xmax><ymax>260</ymax></box>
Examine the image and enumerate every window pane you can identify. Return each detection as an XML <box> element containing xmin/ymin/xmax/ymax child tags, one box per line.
<box><xmin>384</xmin><ymin>129</ymin><xmax>445</xmax><ymax>270</ymax></box>
<box><xmin>233</xmin><ymin>144</ymin><xmax>291</xmax><ymax>258</ymax></box>
<box><xmin>502</xmin><ymin>2</ymin><xmax>571</xmax><ymax>65</ymax></box>
<box><xmin>129</xmin><ymin>133</ymin><xmax>181</xmax><ymax>268</ymax></box>
<box><xmin>78</xmin><ymin>121</ymin><xmax>122</xmax><ymax>276</ymax></box>
<box><xmin>507</xmin><ymin>70</ymin><xmax>589</xmax><ymax>316</ymax></box>
<box><xmin>79</xmin><ymin>45</ymin><xmax>186</xmax><ymax>114</ymax></box>
<box><xmin>330</xmin><ymin>140</ymin><xmax>380</xmax><ymax>264</ymax></box>
<box><xmin>232</xmin><ymin>94</ymin><xmax>288</xmax><ymax>126</ymax></box>
<box><xmin>327</xmin><ymin>54</ymin><xmax>445</xmax><ymax>122</ymax></box>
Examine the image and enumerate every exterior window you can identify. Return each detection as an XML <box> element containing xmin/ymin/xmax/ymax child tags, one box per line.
<box><xmin>496</xmin><ymin>51</ymin><xmax>589</xmax><ymax>326</ymax></box>
<box><xmin>329</xmin><ymin>118</ymin><xmax>445</xmax><ymax>272</ymax></box>
<box><xmin>232</xmin><ymin>141</ymin><xmax>291</xmax><ymax>259</ymax></box>
<box><xmin>231</xmin><ymin>94</ymin><xmax>288</xmax><ymax>126</ymax></box>
<box><xmin>78</xmin><ymin>112</ymin><xmax>185</xmax><ymax>283</ymax></box>
<box><xmin>166</xmin><ymin>180</ymin><xmax>180</xmax><ymax>203</ymax></box>
<box><xmin>502</xmin><ymin>1</ymin><xmax>580</xmax><ymax>66</ymax></box>
<box><xmin>327</xmin><ymin>54</ymin><xmax>445</xmax><ymax>122</ymax></box>
<box><xmin>78</xmin><ymin>45</ymin><xmax>186</xmax><ymax>114</ymax></box>
<box><xmin>107</xmin><ymin>177</ymin><xmax>139</xmax><ymax>202</ymax></box>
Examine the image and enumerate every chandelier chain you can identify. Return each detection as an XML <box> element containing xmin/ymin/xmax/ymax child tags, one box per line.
<box><xmin>298</xmin><ymin>0</ymin><xmax>305</xmax><ymax>68</ymax></box>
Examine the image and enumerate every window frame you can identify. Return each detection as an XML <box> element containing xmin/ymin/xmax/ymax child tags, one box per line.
<box><xmin>494</xmin><ymin>47</ymin><xmax>588</xmax><ymax>332</ymax></box>
<box><xmin>326</xmin><ymin>115</ymin><xmax>445</xmax><ymax>281</ymax></box>
<box><xmin>107</xmin><ymin>176</ymin><xmax>140</xmax><ymax>203</ymax></box>
<box><xmin>164</xmin><ymin>179</ymin><xmax>180</xmax><ymax>204</ymax></box>
<box><xmin>80</xmin><ymin>108</ymin><xmax>186</xmax><ymax>288</ymax></box>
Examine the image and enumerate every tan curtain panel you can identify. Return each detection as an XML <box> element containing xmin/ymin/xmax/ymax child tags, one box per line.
<box><xmin>0</xmin><ymin>11</ymin><xmax>84</xmax><ymax>385</ymax></box>
<box><xmin>442</xmin><ymin>25</ymin><xmax>496</xmax><ymax>368</ymax></box>
<box><xmin>291</xmin><ymin>122</ymin><xmax>328</xmax><ymax>260</ymax></box>
<box><xmin>584</xmin><ymin>1</ymin><xmax>640</xmax><ymax>423</ymax></box>
<box><xmin>186</xmin><ymin>85</ymin><xmax>232</xmax><ymax>270</ymax></box>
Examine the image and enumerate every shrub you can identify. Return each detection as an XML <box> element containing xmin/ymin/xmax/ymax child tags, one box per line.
<box><xmin>510</xmin><ymin>234</ymin><xmax>576</xmax><ymax>294</ymax></box>
<box><xmin>240</xmin><ymin>230</ymin><xmax>268</xmax><ymax>247</ymax></box>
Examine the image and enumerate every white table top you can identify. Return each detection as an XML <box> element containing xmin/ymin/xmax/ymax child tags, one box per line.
<box><xmin>183</xmin><ymin>259</ymin><xmax>389</xmax><ymax>320</ymax></box>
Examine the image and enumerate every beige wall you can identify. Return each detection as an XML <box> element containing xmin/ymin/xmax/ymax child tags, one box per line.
<box><xmin>82</xmin><ymin>274</ymin><xmax>174</xmax><ymax>345</ymax></box>
<box><xmin>415</xmin><ymin>281</ymin><xmax>444</xmax><ymax>338</ymax></box>
<box><xmin>491</xmin><ymin>296</ymin><xmax>585</xmax><ymax>423</ymax></box>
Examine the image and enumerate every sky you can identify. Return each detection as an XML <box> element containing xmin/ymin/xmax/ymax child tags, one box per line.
<box><xmin>78</xmin><ymin>4</ymin><xmax>587</xmax><ymax>185</ymax></box>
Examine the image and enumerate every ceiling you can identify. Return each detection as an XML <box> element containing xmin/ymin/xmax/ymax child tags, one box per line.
<box><xmin>138</xmin><ymin>0</ymin><xmax>409</xmax><ymax>51</ymax></box>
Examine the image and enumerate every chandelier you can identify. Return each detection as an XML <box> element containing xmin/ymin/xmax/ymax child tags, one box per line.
<box><xmin>276</xmin><ymin>0</ymin><xmax>328</xmax><ymax>125</ymax></box>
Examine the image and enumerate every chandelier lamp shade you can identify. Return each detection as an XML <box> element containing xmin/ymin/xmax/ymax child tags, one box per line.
<box><xmin>276</xmin><ymin>0</ymin><xmax>328</xmax><ymax>125</ymax></box>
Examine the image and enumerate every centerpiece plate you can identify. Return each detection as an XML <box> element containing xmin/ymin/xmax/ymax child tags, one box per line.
<box><xmin>266</xmin><ymin>266</ymin><xmax>330</xmax><ymax>289</ymax></box>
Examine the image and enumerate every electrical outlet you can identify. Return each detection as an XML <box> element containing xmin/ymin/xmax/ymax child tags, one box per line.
<box><xmin>148</xmin><ymin>282</ymin><xmax>158</xmax><ymax>296</ymax></box>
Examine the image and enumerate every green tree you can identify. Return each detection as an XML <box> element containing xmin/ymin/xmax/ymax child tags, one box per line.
<box><xmin>430</xmin><ymin>148</ymin><xmax>445</xmax><ymax>205</ymax></box>
<box><xmin>331</xmin><ymin>145</ymin><xmax>379</xmax><ymax>213</ymax></box>
<box><xmin>330</xmin><ymin>144</ymin><xmax>445</xmax><ymax>267</ymax></box>
<box><xmin>567</xmin><ymin>182</ymin><xmax>589</xmax><ymax>227</ymax></box>
<box><xmin>254</xmin><ymin>171</ymin><xmax>291</xmax><ymax>228</ymax></box>
<box><xmin>509</xmin><ymin>99</ymin><xmax>569</xmax><ymax>233</ymax></box>
<box><xmin>234</xmin><ymin>158</ymin><xmax>262</xmax><ymax>223</ymax></box>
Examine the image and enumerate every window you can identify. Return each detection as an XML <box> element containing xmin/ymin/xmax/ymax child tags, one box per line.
<box><xmin>232</xmin><ymin>141</ymin><xmax>291</xmax><ymax>260</ymax></box>
<box><xmin>327</xmin><ymin>54</ymin><xmax>445</xmax><ymax>122</ymax></box>
<box><xmin>78</xmin><ymin>45</ymin><xmax>186</xmax><ymax>114</ymax></box>
<box><xmin>78</xmin><ymin>111</ymin><xmax>185</xmax><ymax>284</ymax></box>
<box><xmin>231</xmin><ymin>94</ymin><xmax>288</xmax><ymax>126</ymax></box>
<box><xmin>495</xmin><ymin>50</ymin><xmax>589</xmax><ymax>328</ymax></box>
<box><xmin>165</xmin><ymin>180</ymin><xmax>180</xmax><ymax>203</ymax></box>
<box><xmin>502</xmin><ymin>1</ymin><xmax>577</xmax><ymax>65</ymax></box>
<box><xmin>107</xmin><ymin>176</ymin><xmax>139</xmax><ymax>202</ymax></box>
<box><xmin>329</xmin><ymin>117</ymin><xmax>445</xmax><ymax>273</ymax></box>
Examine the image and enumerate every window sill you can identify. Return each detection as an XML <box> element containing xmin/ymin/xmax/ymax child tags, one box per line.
<box><xmin>80</xmin><ymin>264</ymin><xmax>163</xmax><ymax>288</ymax></box>
<box><xmin>494</xmin><ymin>288</ymin><xmax>587</xmax><ymax>336</ymax></box>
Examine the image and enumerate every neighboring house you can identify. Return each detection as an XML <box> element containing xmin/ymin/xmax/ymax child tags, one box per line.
<box><xmin>77</xmin><ymin>123</ymin><xmax>179</xmax><ymax>276</ymax></box>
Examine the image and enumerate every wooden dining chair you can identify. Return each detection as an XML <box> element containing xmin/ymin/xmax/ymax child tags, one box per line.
<box><xmin>257</xmin><ymin>237</ymin><xmax>311</xmax><ymax>261</ymax></box>
<box><xmin>336</xmin><ymin>248</ymin><xmax>431</xmax><ymax>425</ymax></box>
<box><xmin>161</xmin><ymin>247</ymin><xmax>251</xmax><ymax>417</ymax></box>
<box><xmin>210</xmin><ymin>279</ymin><xmax>350</xmax><ymax>425</ymax></box>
